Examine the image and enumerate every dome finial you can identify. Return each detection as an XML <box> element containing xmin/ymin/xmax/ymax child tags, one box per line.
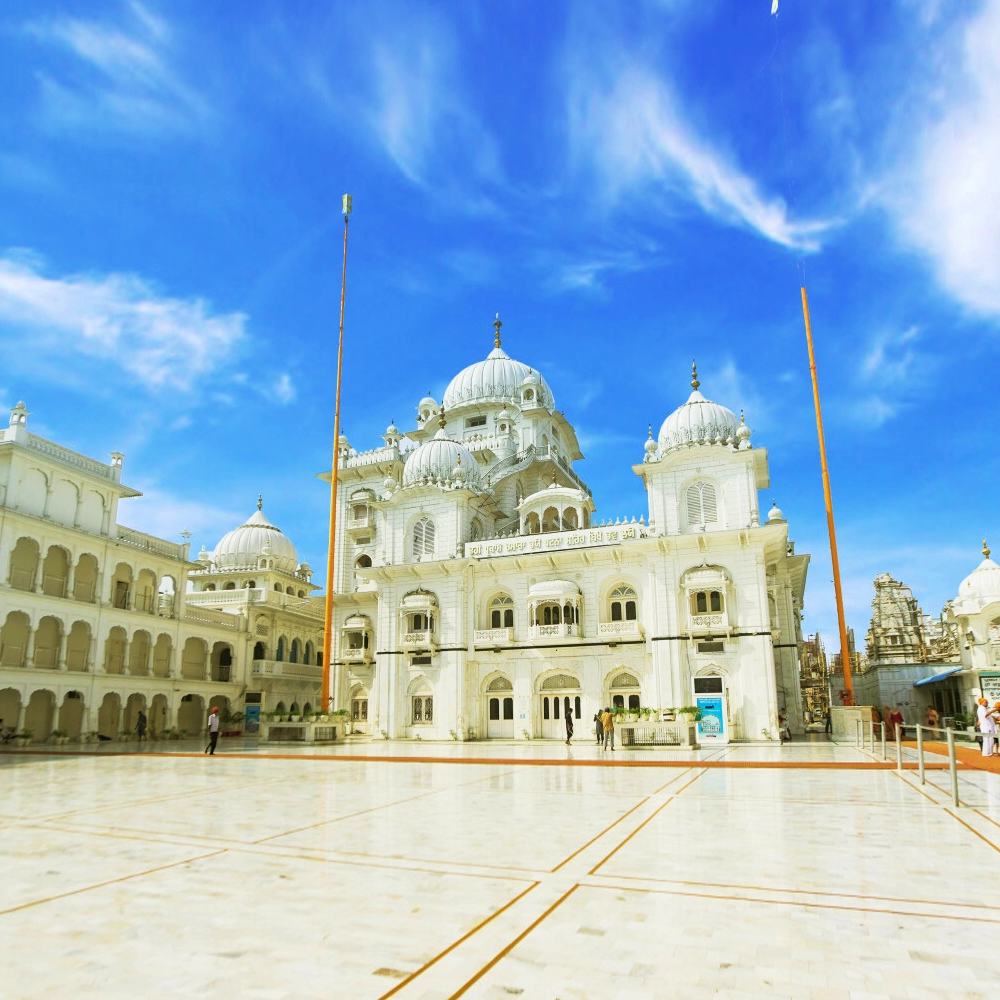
<box><xmin>691</xmin><ymin>360</ymin><xmax>700</xmax><ymax>391</ymax></box>
<box><xmin>257</xmin><ymin>494</ymin><xmax>263</xmax><ymax>511</ymax></box>
<box><xmin>984</xmin><ymin>538</ymin><xmax>991</xmax><ymax>560</ymax></box>
<box><xmin>493</xmin><ymin>312</ymin><xmax>502</xmax><ymax>349</ymax></box>
<box><xmin>647</xmin><ymin>423</ymin><xmax>653</xmax><ymax>439</ymax></box>
<box><xmin>438</xmin><ymin>407</ymin><xmax>447</xmax><ymax>431</ymax></box>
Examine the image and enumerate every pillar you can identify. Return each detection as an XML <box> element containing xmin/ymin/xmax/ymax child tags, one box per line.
<box><xmin>87</xmin><ymin>635</ymin><xmax>97</xmax><ymax>672</ymax></box>
<box><xmin>66</xmin><ymin>561</ymin><xmax>76</xmax><ymax>600</ymax></box>
<box><xmin>57</xmin><ymin>631</ymin><xmax>68</xmax><ymax>671</ymax></box>
<box><xmin>24</xmin><ymin>627</ymin><xmax>36</xmax><ymax>669</ymax></box>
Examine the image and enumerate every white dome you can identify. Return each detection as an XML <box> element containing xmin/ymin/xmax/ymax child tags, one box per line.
<box><xmin>528</xmin><ymin>579</ymin><xmax>580</xmax><ymax>599</ymax></box>
<box><xmin>658</xmin><ymin>387</ymin><xmax>740</xmax><ymax>454</ymax></box>
<box><xmin>402</xmin><ymin>427</ymin><xmax>482</xmax><ymax>489</ymax></box>
<box><xmin>213</xmin><ymin>507</ymin><xmax>298</xmax><ymax>574</ymax></box>
<box><xmin>956</xmin><ymin>543</ymin><xmax>1000</xmax><ymax>609</ymax></box>
<box><xmin>443</xmin><ymin>347</ymin><xmax>553</xmax><ymax>410</ymax></box>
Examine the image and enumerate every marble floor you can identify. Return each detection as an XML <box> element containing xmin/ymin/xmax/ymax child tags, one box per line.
<box><xmin>1</xmin><ymin>740</ymin><xmax>999</xmax><ymax>999</ymax></box>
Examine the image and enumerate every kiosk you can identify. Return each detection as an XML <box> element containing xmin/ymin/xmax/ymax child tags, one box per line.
<box><xmin>693</xmin><ymin>675</ymin><xmax>728</xmax><ymax>745</ymax></box>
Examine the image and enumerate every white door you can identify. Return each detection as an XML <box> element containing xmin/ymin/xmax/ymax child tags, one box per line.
<box><xmin>540</xmin><ymin>694</ymin><xmax>580</xmax><ymax>739</ymax></box>
<box><xmin>487</xmin><ymin>696</ymin><xmax>515</xmax><ymax>738</ymax></box>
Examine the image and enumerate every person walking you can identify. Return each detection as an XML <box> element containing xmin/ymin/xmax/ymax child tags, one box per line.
<box><xmin>925</xmin><ymin>705</ymin><xmax>939</xmax><ymax>731</ymax></box>
<box><xmin>565</xmin><ymin>704</ymin><xmax>574</xmax><ymax>745</ymax></box>
<box><xmin>594</xmin><ymin>711</ymin><xmax>604</xmax><ymax>746</ymax></box>
<box><xmin>205</xmin><ymin>706</ymin><xmax>220</xmax><ymax>755</ymax></box>
<box><xmin>824</xmin><ymin>707</ymin><xmax>831</xmax><ymax>735</ymax></box>
<box><xmin>976</xmin><ymin>698</ymin><xmax>999</xmax><ymax>758</ymax></box>
<box><xmin>602</xmin><ymin>707</ymin><xmax>615</xmax><ymax>752</ymax></box>
<box><xmin>135</xmin><ymin>710</ymin><xmax>147</xmax><ymax>743</ymax></box>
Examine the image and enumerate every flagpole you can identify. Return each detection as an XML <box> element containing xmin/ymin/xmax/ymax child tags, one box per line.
<box><xmin>800</xmin><ymin>285</ymin><xmax>854</xmax><ymax>706</ymax></box>
<box><xmin>321</xmin><ymin>194</ymin><xmax>352</xmax><ymax>713</ymax></box>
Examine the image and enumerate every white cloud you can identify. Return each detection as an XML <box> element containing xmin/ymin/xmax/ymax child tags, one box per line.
<box><xmin>885</xmin><ymin>0</ymin><xmax>1000</xmax><ymax>317</ymax></box>
<box><xmin>120</xmin><ymin>485</ymin><xmax>242</xmax><ymax>552</ymax></box>
<box><xmin>26</xmin><ymin>2</ymin><xmax>208</xmax><ymax>135</ymax></box>
<box><xmin>566</xmin><ymin>60</ymin><xmax>832</xmax><ymax>251</ymax></box>
<box><xmin>273</xmin><ymin>373</ymin><xmax>296</xmax><ymax>404</ymax></box>
<box><xmin>0</xmin><ymin>252</ymin><xmax>245</xmax><ymax>391</ymax></box>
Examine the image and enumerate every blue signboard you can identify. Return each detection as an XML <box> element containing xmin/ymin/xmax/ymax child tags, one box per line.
<box><xmin>696</xmin><ymin>695</ymin><xmax>725</xmax><ymax>740</ymax></box>
<box><xmin>244</xmin><ymin>704</ymin><xmax>261</xmax><ymax>734</ymax></box>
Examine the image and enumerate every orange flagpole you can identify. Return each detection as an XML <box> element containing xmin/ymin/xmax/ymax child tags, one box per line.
<box><xmin>800</xmin><ymin>286</ymin><xmax>854</xmax><ymax>706</ymax></box>
<box><xmin>321</xmin><ymin>195</ymin><xmax>352</xmax><ymax>712</ymax></box>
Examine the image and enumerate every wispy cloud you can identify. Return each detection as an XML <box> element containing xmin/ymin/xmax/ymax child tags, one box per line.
<box><xmin>273</xmin><ymin>373</ymin><xmax>296</xmax><ymax>404</ymax></box>
<box><xmin>849</xmin><ymin>325</ymin><xmax>935</xmax><ymax>427</ymax></box>
<box><xmin>883</xmin><ymin>0</ymin><xmax>1000</xmax><ymax>318</ymax></box>
<box><xmin>0</xmin><ymin>251</ymin><xmax>244</xmax><ymax>391</ymax></box>
<box><xmin>26</xmin><ymin>1</ymin><xmax>209</xmax><ymax>135</ymax></box>
<box><xmin>565</xmin><ymin>57</ymin><xmax>832</xmax><ymax>251</ymax></box>
<box><xmin>121</xmin><ymin>484</ymin><xmax>243</xmax><ymax>552</ymax></box>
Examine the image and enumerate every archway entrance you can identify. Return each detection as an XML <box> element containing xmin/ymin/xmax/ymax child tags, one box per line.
<box><xmin>59</xmin><ymin>691</ymin><xmax>85</xmax><ymax>739</ymax></box>
<box><xmin>538</xmin><ymin>674</ymin><xmax>581</xmax><ymax>739</ymax></box>
<box><xmin>97</xmin><ymin>692</ymin><xmax>121</xmax><ymax>739</ymax></box>
<box><xmin>177</xmin><ymin>694</ymin><xmax>205</xmax><ymax>736</ymax></box>
<box><xmin>485</xmin><ymin>676</ymin><xmax>514</xmax><ymax>738</ymax></box>
<box><xmin>24</xmin><ymin>690</ymin><xmax>55</xmax><ymax>742</ymax></box>
<box><xmin>608</xmin><ymin>671</ymin><xmax>641</xmax><ymax>712</ymax></box>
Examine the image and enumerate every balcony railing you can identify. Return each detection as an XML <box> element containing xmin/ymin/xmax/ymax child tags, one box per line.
<box><xmin>530</xmin><ymin>624</ymin><xmax>579</xmax><ymax>639</ymax></box>
<box><xmin>342</xmin><ymin>645</ymin><xmax>373</xmax><ymax>662</ymax></box>
<box><xmin>401</xmin><ymin>630</ymin><xmax>435</xmax><ymax>648</ymax></box>
<box><xmin>474</xmin><ymin>627</ymin><xmax>513</xmax><ymax>646</ymax></box>
<box><xmin>688</xmin><ymin>613</ymin><xmax>727</xmax><ymax>633</ymax></box>
<box><xmin>347</xmin><ymin>513</ymin><xmax>371</xmax><ymax>532</ymax></box>
<box><xmin>251</xmin><ymin>658</ymin><xmax>322</xmax><ymax>680</ymax></box>
<box><xmin>597</xmin><ymin>620</ymin><xmax>644</xmax><ymax>639</ymax></box>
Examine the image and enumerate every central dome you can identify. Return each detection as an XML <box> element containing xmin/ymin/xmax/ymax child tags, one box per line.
<box><xmin>956</xmin><ymin>542</ymin><xmax>1000</xmax><ymax>610</ymax></box>
<box><xmin>442</xmin><ymin>346</ymin><xmax>553</xmax><ymax>410</ymax></box>
<box><xmin>657</xmin><ymin>366</ymin><xmax>740</xmax><ymax>455</ymax></box>
<box><xmin>213</xmin><ymin>506</ymin><xmax>298</xmax><ymax>574</ymax></box>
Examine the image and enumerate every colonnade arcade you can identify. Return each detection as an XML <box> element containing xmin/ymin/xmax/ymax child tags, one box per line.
<box><xmin>0</xmin><ymin>609</ymin><xmax>234</xmax><ymax>681</ymax></box>
<box><xmin>0</xmin><ymin>685</ymin><xmax>233</xmax><ymax>742</ymax></box>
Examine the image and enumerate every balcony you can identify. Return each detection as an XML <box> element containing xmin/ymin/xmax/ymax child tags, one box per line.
<box><xmin>401</xmin><ymin>630</ymin><xmax>436</xmax><ymax>650</ymax></box>
<box><xmin>688</xmin><ymin>613</ymin><xmax>728</xmax><ymax>634</ymax></box>
<box><xmin>347</xmin><ymin>510</ymin><xmax>373</xmax><ymax>539</ymax></box>
<box><xmin>474</xmin><ymin>627</ymin><xmax>514</xmax><ymax>646</ymax></box>
<box><xmin>597</xmin><ymin>621</ymin><xmax>644</xmax><ymax>640</ymax></box>
<box><xmin>251</xmin><ymin>658</ymin><xmax>323</xmax><ymax>681</ymax></box>
<box><xmin>530</xmin><ymin>623</ymin><xmax>579</xmax><ymax>640</ymax></box>
<box><xmin>342</xmin><ymin>644</ymin><xmax>373</xmax><ymax>664</ymax></box>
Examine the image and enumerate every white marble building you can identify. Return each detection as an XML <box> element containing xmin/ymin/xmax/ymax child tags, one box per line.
<box><xmin>0</xmin><ymin>402</ymin><xmax>321</xmax><ymax>742</ymax></box>
<box><xmin>328</xmin><ymin>324</ymin><xmax>809</xmax><ymax>741</ymax></box>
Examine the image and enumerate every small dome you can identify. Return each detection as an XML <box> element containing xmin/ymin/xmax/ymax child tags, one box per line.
<box><xmin>213</xmin><ymin>506</ymin><xmax>298</xmax><ymax>574</ymax></box>
<box><xmin>386</xmin><ymin>420</ymin><xmax>399</xmax><ymax>436</ymax></box>
<box><xmin>767</xmin><ymin>501</ymin><xmax>784</xmax><ymax>522</ymax></box>
<box><xmin>528</xmin><ymin>579</ymin><xmax>580</xmax><ymax>599</ymax></box>
<box><xmin>497</xmin><ymin>407</ymin><xmax>512</xmax><ymax>422</ymax></box>
<box><xmin>443</xmin><ymin>347</ymin><xmax>553</xmax><ymax>410</ymax></box>
<box><xmin>956</xmin><ymin>541</ymin><xmax>1000</xmax><ymax>610</ymax></box>
<box><xmin>658</xmin><ymin>364</ymin><xmax>740</xmax><ymax>455</ymax></box>
<box><xmin>402</xmin><ymin>424</ymin><xmax>482</xmax><ymax>489</ymax></box>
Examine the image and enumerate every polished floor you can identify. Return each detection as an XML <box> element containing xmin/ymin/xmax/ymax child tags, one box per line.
<box><xmin>2</xmin><ymin>738</ymin><xmax>999</xmax><ymax>999</ymax></box>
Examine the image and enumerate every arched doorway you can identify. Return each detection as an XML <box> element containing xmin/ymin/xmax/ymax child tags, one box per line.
<box><xmin>485</xmin><ymin>675</ymin><xmax>514</xmax><ymax>738</ymax></box>
<box><xmin>124</xmin><ymin>693</ymin><xmax>147</xmax><ymax>736</ymax></box>
<box><xmin>149</xmin><ymin>694</ymin><xmax>169</xmax><ymax>736</ymax></box>
<box><xmin>0</xmin><ymin>688</ymin><xmax>21</xmax><ymax>731</ymax></box>
<box><xmin>349</xmin><ymin>684</ymin><xmax>370</xmax><ymax>734</ymax></box>
<box><xmin>97</xmin><ymin>692</ymin><xmax>121</xmax><ymax>739</ymax></box>
<box><xmin>177</xmin><ymin>694</ymin><xmax>205</xmax><ymax>736</ymax></box>
<box><xmin>537</xmin><ymin>673</ymin><xmax>581</xmax><ymax>739</ymax></box>
<box><xmin>59</xmin><ymin>691</ymin><xmax>85</xmax><ymax>739</ymax></box>
<box><xmin>24</xmin><ymin>690</ymin><xmax>55</xmax><ymax>742</ymax></box>
<box><xmin>608</xmin><ymin>670</ymin><xmax>641</xmax><ymax>712</ymax></box>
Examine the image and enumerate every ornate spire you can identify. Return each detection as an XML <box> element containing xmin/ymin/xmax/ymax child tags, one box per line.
<box><xmin>438</xmin><ymin>407</ymin><xmax>447</xmax><ymax>431</ymax></box>
<box><xmin>691</xmin><ymin>360</ymin><xmax>700</xmax><ymax>391</ymax></box>
<box><xmin>257</xmin><ymin>494</ymin><xmax>263</xmax><ymax>511</ymax></box>
<box><xmin>984</xmin><ymin>538</ymin><xmax>991</xmax><ymax>560</ymax></box>
<box><xmin>493</xmin><ymin>312</ymin><xmax>502</xmax><ymax>349</ymax></box>
<box><xmin>647</xmin><ymin>423</ymin><xmax>653</xmax><ymax>439</ymax></box>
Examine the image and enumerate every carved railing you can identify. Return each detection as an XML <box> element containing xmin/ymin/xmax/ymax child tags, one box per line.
<box><xmin>116</xmin><ymin>526</ymin><xmax>188</xmax><ymax>560</ymax></box>
<box><xmin>473</xmin><ymin>628</ymin><xmax>513</xmax><ymax>645</ymax></box>
<box><xmin>597</xmin><ymin>621</ymin><xmax>644</xmax><ymax>638</ymax></box>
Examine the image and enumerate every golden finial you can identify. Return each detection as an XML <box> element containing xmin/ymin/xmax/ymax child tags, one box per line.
<box><xmin>257</xmin><ymin>494</ymin><xmax>263</xmax><ymax>511</ymax></box>
<box><xmin>493</xmin><ymin>312</ymin><xmax>502</xmax><ymax>349</ymax></box>
<box><xmin>984</xmin><ymin>538</ymin><xmax>991</xmax><ymax>559</ymax></box>
<box><xmin>740</xmin><ymin>409</ymin><xmax>746</xmax><ymax>424</ymax></box>
<box><xmin>647</xmin><ymin>423</ymin><xmax>653</xmax><ymax>438</ymax></box>
<box><xmin>438</xmin><ymin>407</ymin><xmax>447</xmax><ymax>431</ymax></box>
<box><xmin>691</xmin><ymin>360</ymin><xmax>700</xmax><ymax>391</ymax></box>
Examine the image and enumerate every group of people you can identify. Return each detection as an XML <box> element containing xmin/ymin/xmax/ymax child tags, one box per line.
<box><xmin>593</xmin><ymin>708</ymin><xmax>617</xmax><ymax>751</ymax></box>
<box><xmin>976</xmin><ymin>697</ymin><xmax>999</xmax><ymax>758</ymax></box>
<box><xmin>872</xmin><ymin>705</ymin><xmax>905</xmax><ymax>741</ymax></box>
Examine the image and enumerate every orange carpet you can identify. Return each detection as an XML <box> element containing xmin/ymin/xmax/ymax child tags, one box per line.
<box><xmin>902</xmin><ymin>740</ymin><xmax>1000</xmax><ymax>774</ymax></box>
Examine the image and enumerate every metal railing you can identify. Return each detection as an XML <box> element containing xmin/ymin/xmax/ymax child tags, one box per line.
<box><xmin>858</xmin><ymin>719</ymin><xmax>964</xmax><ymax>807</ymax></box>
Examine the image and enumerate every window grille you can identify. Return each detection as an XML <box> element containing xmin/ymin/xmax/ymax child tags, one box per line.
<box><xmin>412</xmin><ymin>517</ymin><xmax>435</xmax><ymax>559</ymax></box>
<box><xmin>686</xmin><ymin>481</ymin><xmax>718</xmax><ymax>525</ymax></box>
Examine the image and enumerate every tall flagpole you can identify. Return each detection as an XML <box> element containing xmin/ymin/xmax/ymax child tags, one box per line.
<box><xmin>800</xmin><ymin>285</ymin><xmax>854</xmax><ymax>706</ymax></box>
<box><xmin>322</xmin><ymin>194</ymin><xmax>352</xmax><ymax>713</ymax></box>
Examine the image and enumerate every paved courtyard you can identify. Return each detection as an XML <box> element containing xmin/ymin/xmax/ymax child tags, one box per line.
<box><xmin>2</xmin><ymin>739</ymin><xmax>999</xmax><ymax>999</ymax></box>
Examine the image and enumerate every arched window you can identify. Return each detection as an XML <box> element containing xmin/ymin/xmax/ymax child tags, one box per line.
<box><xmin>274</xmin><ymin>583</ymin><xmax>282</xmax><ymax>592</ymax></box>
<box><xmin>412</xmin><ymin>517</ymin><xmax>435</xmax><ymax>560</ymax></box>
<box><xmin>490</xmin><ymin>594</ymin><xmax>515</xmax><ymax>629</ymax></box>
<box><xmin>276</xmin><ymin>636</ymin><xmax>286</xmax><ymax>661</ymax></box>
<box><xmin>470</xmin><ymin>519</ymin><xmax>482</xmax><ymax>542</ymax></box>
<box><xmin>305</xmin><ymin>641</ymin><xmax>314</xmax><ymax>663</ymax></box>
<box><xmin>686</xmin><ymin>481</ymin><xmax>718</xmax><ymax>526</ymax></box>
<box><xmin>223</xmin><ymin>581</ymin><xmax>236</xmax><ymax>590</ymax></box>
<box><xmin>253</xmin><ymin>641</ymin><xmax>266</xmax><ymax>660</ymax></box>
<box><xmin>246</xmin><ymin>580</ymin><xmax>256</xmax><ymax>589</ymax></box>
<box><xmin>290</xmin><ymin>639</ymin><xmax>301</xmax><ymax>663</ymax></box>
<box><xmin>609</xmin><ymin>585</ymin><xmax>638</xmax><ymax>622</ymax></box>
<box><xmin>692</xmin><ymin>590</ymin><xmax>724</xmax><ymax>614</ymax></box>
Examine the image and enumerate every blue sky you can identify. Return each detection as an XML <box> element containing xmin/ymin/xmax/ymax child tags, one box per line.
<box><xmin>1</xmin><ymin>0</ymin><xmax>998</xmax><ymax>648</ymax></box>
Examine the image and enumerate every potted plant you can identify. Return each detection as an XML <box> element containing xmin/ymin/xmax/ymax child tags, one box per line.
<box><xmin>661</xmin><ymin>708</ymin><xmax>676</xmax><ymax>722</ymax></box>
<box><xmin>15</xmin><ymin>728</ymin><xmax>33</xmax><ymax>747</ymax></box>
<box><xmin>678</xmin><ymin>706</ymin><xmax>702</xmax><ymax>724</ymax></box>
<box><xmin>50</xmin><ymin>728</ymin><xmax>69</xmax><ymax>745</ymax></box>
<box><xmin>84</xmin><ymin>730</ymin><xmax>100</xmax><ymax>744</ymax></box>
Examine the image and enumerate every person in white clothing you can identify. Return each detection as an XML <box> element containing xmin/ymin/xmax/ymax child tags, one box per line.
<box><xmin>205</xmin><ymin>706</ymin><xmax>220</xmax><ymax>755</ymax></box>
<box><xmin>976</xmin><ymin>698</ymin><xmax>999</xmax><ymax>758</ymax></box>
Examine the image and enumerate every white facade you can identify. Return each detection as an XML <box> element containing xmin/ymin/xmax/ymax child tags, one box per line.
<box><xmin>328</xmin><ymin>334</ymin><xmax>810</xmax><ymax>741</ymax></box>
<box><xmin>0</xmin><ymin>403</ymin><xmax>321</xmax><ymax>743</ymax></box>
